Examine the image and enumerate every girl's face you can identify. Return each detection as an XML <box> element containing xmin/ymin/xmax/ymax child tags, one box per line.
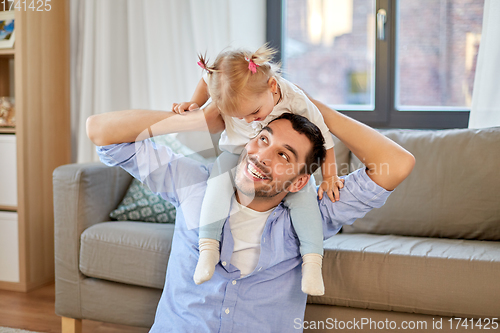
<box><xmin>235</xmin><ymin>78</ymin><xmax>280</xmax><ymax>123</ymax></box>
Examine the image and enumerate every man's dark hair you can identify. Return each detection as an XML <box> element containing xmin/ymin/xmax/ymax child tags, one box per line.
<box><xmin>268</xmin><ymin>112</ymin><xmax>326</xmax><ymax>175</ymax></box>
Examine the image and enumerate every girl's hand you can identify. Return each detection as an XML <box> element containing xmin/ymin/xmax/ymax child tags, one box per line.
<box><xmin>318</xmin><ymin>175</ymin><xmax>344</xmax><ymax>202</ymax></box>
<box><xmin>172</xmin><ymin>102</ymin><xmax>200</xmax><ymax>114</ymax></box>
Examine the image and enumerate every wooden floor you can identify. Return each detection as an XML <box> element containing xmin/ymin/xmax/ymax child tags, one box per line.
<box><xmin>0</xmin><ymin>283</ymin><xmax>149</xmax><ymax>333</ymax></box>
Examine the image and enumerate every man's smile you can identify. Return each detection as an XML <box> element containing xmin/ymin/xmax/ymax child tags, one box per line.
<box><xmin>244</xmin><ymin>157</ymin><xmax>271</xmax><ymax>181</ymax></box>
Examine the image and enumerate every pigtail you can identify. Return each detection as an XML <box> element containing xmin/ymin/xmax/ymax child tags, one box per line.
<box><xmin>244</xmin><ymin>43</ymin><xmax>280</xmax><ymax>76</ymax></box>
<box><xmin>197</xmin><ymin>53</ymin><xmax>216</xmax><ymax>74</ymax></box>
<box><xmin>248</xmin><ymin>43</ymin><xmax>277</xmax><ymax>67</ymax></box>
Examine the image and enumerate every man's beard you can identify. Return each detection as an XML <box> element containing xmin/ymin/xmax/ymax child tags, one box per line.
<box><xmin>233</xmin><ymin>153</ymin><xmax>296</xmax><ymax>198</ymax></box>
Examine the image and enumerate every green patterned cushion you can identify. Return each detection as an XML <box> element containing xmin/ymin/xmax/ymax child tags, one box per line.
<box><xmin>110</xmin><ymin>134</ymin><xmax>208</xmax><ymax>223</ymax></box>
<box><xmin>110</xmin><ymin>179</ymin><xmax>177</xmax><ymax>223</ymax></box>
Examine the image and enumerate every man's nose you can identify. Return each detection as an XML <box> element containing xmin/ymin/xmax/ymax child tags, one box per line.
<box><xmin>254</xmin><ymin>147</ymin><xmax>272</xmax><ymax>166</ymax></box>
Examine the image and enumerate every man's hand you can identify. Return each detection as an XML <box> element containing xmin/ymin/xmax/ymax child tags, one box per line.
<box><xmin>318</xmin><ymin>175</ymin><xmax>344</xmax><ymax>202</ymax></box>
<box><xmin>172</xmin><ymin>102</ymin><xmax>200</xmax><ymax>114</ymax></box>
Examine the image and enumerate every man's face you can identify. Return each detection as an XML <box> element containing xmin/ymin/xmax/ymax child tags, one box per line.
<box><xmin>234</xmin><ymin>119</ymin><xmax>313</xmax><ymax>199</ymax></box>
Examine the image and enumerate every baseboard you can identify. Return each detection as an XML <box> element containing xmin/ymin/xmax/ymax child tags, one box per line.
<box><xmin>26</xmin><ymin>277</ymin><xmax>54</xmax><ymax>292</ymax></box>
<box><xmin>0</xmin><ymin>280</ymin><xmax>27</xmax><ymax>292</ymax></box>
<box><xmin>0</xmin><ymin>276</ymin><xmax>53</xmax><ymax>292</ymax></box>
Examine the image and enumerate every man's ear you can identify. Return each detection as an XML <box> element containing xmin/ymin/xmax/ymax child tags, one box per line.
<box><xmin>288</xmin><ymin>174</ymin><xmax>311</xmax><ymax>193</ymax></box>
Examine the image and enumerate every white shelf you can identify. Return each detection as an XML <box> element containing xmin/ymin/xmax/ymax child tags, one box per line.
<box><xmin>0</xmin><ymin>211</ymin><xmax>19</xmax><ymax>283</ymax></box>
<box><xmin>0</xmin><ymin>134</ymin><xmax>17</xmax><ymax>207</ymax></box>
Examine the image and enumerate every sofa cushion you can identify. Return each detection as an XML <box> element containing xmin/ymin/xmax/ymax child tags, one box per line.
<box><xmin>312</xmin><ymin>233</ymin><xmax>500</xmax><ymax>318</ymax></box>
<box><xmin>331</xmin><ymin>134</ymin><xmax>351</xmax><ymax>176</ymax></box>
<box><xmin>80</xmin><ymin>222</ymin><xmax>173</xmax><ymax>289</ymax></box>
<box><xmin>345</xmin><ymin>127</ymin><xmax>500</xmax><ymax>240</ymax></box>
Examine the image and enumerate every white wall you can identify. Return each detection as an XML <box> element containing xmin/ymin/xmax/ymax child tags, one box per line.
<box><xmin>228</xmin><ymin>1</ymin><xmax>267</xmax><ymax>50</ymax></box>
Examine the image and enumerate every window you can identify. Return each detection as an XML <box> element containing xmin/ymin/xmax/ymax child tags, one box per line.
<box><xmin>267</xmin><ymin>0</ymin><xmax>485</xmax><ymax>128</ymax></box>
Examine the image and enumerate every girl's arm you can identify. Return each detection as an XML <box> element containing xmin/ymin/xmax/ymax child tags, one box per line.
<box><xmin>318</xmin><ymin>147</ymin><xmax>343</xmax><ymax>202</ymax></box>
<box><xmin>172</xmin><ymin>78</ymin><xmax>210</xmax><ymax>114</ymax></box>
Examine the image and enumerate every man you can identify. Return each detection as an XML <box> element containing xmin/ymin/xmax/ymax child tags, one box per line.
<box><xmin>87</xmin><ymin>101</ymin><xmax>415</xmax><ymax>332</ymax></box>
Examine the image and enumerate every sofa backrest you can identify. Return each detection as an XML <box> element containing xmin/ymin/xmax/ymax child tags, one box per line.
<box><xmin>342</xmin><ymin>127</ymin><xmax>500</xmax><ymax>241</ymax></box>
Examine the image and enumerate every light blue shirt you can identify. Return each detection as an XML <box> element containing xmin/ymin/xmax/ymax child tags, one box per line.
<box><xmin>97</xmin><ymin>139</ymin><xmax>392</xmax><ymax>333</ymax></box>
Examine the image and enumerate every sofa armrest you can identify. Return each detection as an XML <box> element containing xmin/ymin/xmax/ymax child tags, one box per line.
<box><xmin>53</xmin><ymin>162</ymin><xmax>132</xmax><ymax>319</ymax></box>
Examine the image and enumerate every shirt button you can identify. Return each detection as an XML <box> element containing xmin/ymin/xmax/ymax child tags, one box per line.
<box><xmin>263</xmin><ymin>238</ymin><xmax>265</xmax><ymax>243</ymax></box>
<box><xmin>258</xmin><ymin>267</ymin><xmax>262</xmax><ymax>271</ymax></box>
<box><xmin>225</xmin><ymin>308</ymin><xmax>230</xmax><ymax>314</ymax></box>
<box><xmin>232</xmin><ymin>280</ymin><xmax>237</xmax><ymax>285</ymax></box>
<box><xmin>222</xmin><ymin>261</ymin><xmax>227</xmax><ymax>266</ymax></box>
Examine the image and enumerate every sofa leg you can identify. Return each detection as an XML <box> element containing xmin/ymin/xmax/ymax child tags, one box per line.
<box><xmin>61</xmin><ymin>317</ymin><xmax>82</xmax><ymax>333</ymax></box>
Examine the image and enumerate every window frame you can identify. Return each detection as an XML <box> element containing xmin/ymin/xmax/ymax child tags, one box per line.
<box><xmin>267</xmin><ymin>0</ymin><xmax>471</xmax><ymax>129</ymax></box>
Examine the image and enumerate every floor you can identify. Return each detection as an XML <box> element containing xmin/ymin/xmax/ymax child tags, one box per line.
<box><xmin>0</xmin><ymin>283</ymin><xmax>149</xmax><ymax>333</ymax></box>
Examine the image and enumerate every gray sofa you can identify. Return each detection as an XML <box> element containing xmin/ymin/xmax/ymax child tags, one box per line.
<box><xmin>54</xmin><ymin>127</ymin><xmax>500</xmax><ymax>332</ymax></box>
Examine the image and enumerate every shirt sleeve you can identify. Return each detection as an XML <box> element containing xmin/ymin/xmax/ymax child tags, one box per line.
<box><xmin>319</xmin><ymin>168</ymin><xmax>393</xmax><ymax>239</ymax></box>
<box><xmin>96</xmin><ymin>139</ymin><xmax>209</xmax><ymax>207</ymax></box>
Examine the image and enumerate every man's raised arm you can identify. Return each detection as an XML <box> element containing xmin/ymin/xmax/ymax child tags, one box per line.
<box><xmin>311</xmin><ymin>98</ymin><xmax>415</xmax><ymax>191</ymax></box>
<box><xmin>86</xmin><ymin>104</ymin><xmax>224</xmax><ymax>146</ymax></box>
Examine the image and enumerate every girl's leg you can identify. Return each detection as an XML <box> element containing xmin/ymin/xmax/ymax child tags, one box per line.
<box><xmin>284</xmin><ymin>176</ymin><xmax>325</xmax><ymax>295</ymax></box>
<box><xmin>194</xmin><ymin>151</ymin><xmax>240</xmax><ymax>284</ymax></box>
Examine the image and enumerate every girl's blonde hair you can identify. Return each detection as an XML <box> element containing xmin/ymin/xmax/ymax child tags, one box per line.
<box><xmin>198</xmin><ymin>44</ymin><xmax>281</xmax><ymax>116</ymax></box>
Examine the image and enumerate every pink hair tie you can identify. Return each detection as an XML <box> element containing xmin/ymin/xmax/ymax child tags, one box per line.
<box><xmin>197</xmin><ymin>61</ymin><xmax>207</xmax><ymax>70</ymax></box>
<box><xmin>245</xmin><ymin>57</ymin><xmax>259</xmax><ymax>74</ymax></box>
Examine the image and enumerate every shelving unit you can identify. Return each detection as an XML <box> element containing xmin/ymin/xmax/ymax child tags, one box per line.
<box><xmin>0</xmin><ymin>2</ymin><xmax>70</xmax><ymax>292</ymax></box>
<box><xmin>0</xmin><ymin>127</ymin><xmax>15</xmax><ymax>133</ymax></box>
<box><xmin>0</xmin><ymin>49</ymin><xmax>15</xmax><ymax>56</ymax></box>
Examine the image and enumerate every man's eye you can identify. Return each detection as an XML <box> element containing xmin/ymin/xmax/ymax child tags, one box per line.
<box><xmin>279</xmin><ymin>152</ymin><xmax>289</xmax><ymax>161</ymax></box>
<box><xmin>260</xmin><ymin>136</ymin><xmax>268</xmax><ymax>143</ymax></box>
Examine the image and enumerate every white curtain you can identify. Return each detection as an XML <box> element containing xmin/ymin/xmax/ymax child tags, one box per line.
<box><xmin>71</xmin><ymin>0</ymin><xmax>266</xmax><ymax>162</ymax></box>
<box><xmin>468</xmin><ymin>0</ymin><xmax>500</xmax><ymax>129</ymax></box>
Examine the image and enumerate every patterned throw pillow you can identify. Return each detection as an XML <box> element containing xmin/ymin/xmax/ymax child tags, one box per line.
<box><xmin>109</xmin><ymin>179</ymin><xmax>177</xmax><ymax>223</ymax></box>
<box><xmin>109</xmin><ymin>134</ymin><xmax>209</xmax><ymax>223</ymax></box>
